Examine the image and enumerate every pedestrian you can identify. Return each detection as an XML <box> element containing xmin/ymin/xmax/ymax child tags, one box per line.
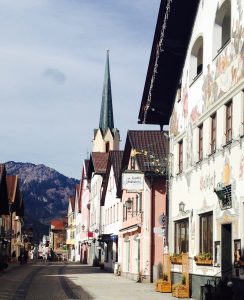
<box><xmin>11</xmin><ymin>250</ymin><xmax>16</xmax><ymax>262</ymax></box>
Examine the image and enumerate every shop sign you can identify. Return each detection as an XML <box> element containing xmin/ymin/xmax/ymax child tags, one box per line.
<box><xmin>122</xmin><ymin>173</ymin><xmax>144</xmax><ymax>191</ymax></box>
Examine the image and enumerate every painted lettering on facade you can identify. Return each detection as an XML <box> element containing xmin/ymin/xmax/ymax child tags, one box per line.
<box><xmin>200</xmin><ymin>172</ymin><xmax>216</xmax><ymax>191</ymax></box>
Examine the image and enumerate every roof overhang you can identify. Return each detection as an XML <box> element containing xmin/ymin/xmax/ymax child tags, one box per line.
<box><xmin>138</xmin><ymin>0</ymin><xmax>201</xmax><ymax>125</ymax></box>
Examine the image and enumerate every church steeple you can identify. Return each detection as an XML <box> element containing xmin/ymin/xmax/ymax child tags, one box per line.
<box><xmin>99</xmin><ymin>50</ymin><xmax>114</xmax><ymax>134</ymax></box>
<box><xmin>92</xmin><ymin>50</ymin><xmax>120</xmax><ymax>153</ymax></box>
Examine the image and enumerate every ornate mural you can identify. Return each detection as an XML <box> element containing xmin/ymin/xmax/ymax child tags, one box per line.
<box><xmin>170</xmin><ymin>1</ymin><xmax>244</xmax><ymax>137</ymax></box>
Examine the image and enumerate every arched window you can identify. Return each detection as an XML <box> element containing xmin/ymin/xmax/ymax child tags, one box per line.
<box><xmin>190</xmin><ymin>36</ymin><xmax>203</xmax><ymax>83</ymax></box>
<box><xmin>213</xmin><ymin>0</ymin><xmax>231</xmax><ymax>57</ymax></box>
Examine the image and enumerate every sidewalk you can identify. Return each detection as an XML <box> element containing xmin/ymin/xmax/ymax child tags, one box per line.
<box><xmin>65</xmin><ymin>265</ymin><xmax>197</xmax><ymax>300</ymax></box>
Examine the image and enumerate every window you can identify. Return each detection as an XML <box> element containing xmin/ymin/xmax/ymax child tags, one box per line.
<box><xmin>105</xmin><ymin>142</ymin><xmax>110</xmax><ymax>153</ymax></box>
<box><xmin>211</xmin><ymin>113</ymin><xmax>217</xmax><ymax>153</ymax></box>
<box><xmin>178</xmin><ymin>140</ymin><xmax>183</xmax><ymax>173</ymax></box>
<box><xmin>116</xmin><ymin>203</ymin><xmax>119</xmax><ymax>221</ymax></box>
<box><xmin>198</xmin><ymin>124</ymin><xmax>203</xmax><ymax>161</ymax></box>
<box><xmin>226</xmin><ymin>101</ymin><xmax>232</xmax><ymax>143</ymax></box>
<box><xmin>113</xmin><ymin>205</ymin><xmax>115</xmax><ymax>223</ymax></box>
<box><xmin>213</xmin><ymin>0</ymin><xmax>231</xmax><ymax>57</ymax></box>
<box><xmin>130</xmin><ymin>156</ymin><xmax>136</xmax><ymax>170</ymax></box>
<box><xmin>174</xmin><ymin>218</ymin><xmax>189</xmax><ymax>254</ymax></box>
<box><xmin>200</xmin><ymin>212</ymin><xmax>213</xmax><ymax>254</ymax></box>
<box><xmin>190</xmin><ymin>36</ymin><xmax>203</xmax><ymax>83</ymax></box>
<box><xmin>135</xmin><ymin>193</ymin><xmax>142</xmax><ymax>214</ymax></box>
<box><xmin>123</xmin><ymin>204</ymin><xmax>127</xmax><ymax>221</ymax></box>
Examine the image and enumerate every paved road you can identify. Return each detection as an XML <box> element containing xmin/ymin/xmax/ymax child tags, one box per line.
<box><xmin>0</xmin><ymin>261</ymin><xmax>194</xmax><ymax>299</ymax></box>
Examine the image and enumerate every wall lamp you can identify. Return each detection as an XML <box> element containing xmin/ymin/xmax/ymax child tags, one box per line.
<box><xmin>125</xmin><ymin>197</ymin><xmax>133</xmax><ymax>210</ymax></box>
<box><xmin>179</xmin><ymin>202</ymin><xmax>193</xmax><ymax>218</ymax></box>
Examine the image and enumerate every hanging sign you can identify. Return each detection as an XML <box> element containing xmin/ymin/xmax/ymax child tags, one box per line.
<box><xmin>122</xmin><ymin>173</ymin><xmax>144</xmax><ymax>191</ymax></box>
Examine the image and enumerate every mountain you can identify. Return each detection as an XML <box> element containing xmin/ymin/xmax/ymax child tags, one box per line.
<box><xmin>5</xmin><ymin>161</ymin><xmax>79</xmax><ymax>242</ymax></box>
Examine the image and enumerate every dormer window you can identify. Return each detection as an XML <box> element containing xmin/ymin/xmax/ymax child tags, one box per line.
<box><xmin>190</xmin><ymin>36</ymin><xmax>203</xmax><ymax>83</ymax></box>
<box><xmin>213</xmin><ymin>0</ymin><xmax>231</xmax><ymax>58</ymax></box>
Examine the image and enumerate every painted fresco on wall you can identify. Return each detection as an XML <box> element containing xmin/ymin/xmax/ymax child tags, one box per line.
<box><xmin>203</xmin><ymin>4</ymin><xmax>244</xmax><ymax>110</ymax></box>
<box><xmin>170</xmin><ymin>1</ymin><xmax>244</xmax><ymax>137</ymax></box>
<box><xmin>239</xmin><ymin>154</ymin><xmax>244</xmax><ymax>179</ymax></box>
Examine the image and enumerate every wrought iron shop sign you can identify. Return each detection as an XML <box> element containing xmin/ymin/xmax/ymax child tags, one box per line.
<box><xmin>122</xmin><ymin>173</ymin><xmax>144</xmax><ymax>191</ymax></box>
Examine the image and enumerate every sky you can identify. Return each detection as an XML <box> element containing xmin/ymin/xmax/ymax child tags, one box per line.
<box><xmin>0</xmin><ymin>0</ymin><xmax>160</xmax><ymax>179</ymax></box>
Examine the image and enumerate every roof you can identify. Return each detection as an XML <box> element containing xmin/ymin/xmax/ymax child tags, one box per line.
<box><xmin>88</xmin><ymin>152</ymin><xmax>109</xmax><ymax>178</ymax></box>
<box><xmin>50</xmin><ymin>219</ymin><xmax>65</xmax><ymax>230</ymax></box>
<box><xmin>121</xmin><ymin>130</ymin><xmax>169</xmax><ymax>174</ymax></box>
<box><xmin>0</xmin><ymin>163</ymin><xmax>9</xmax><ymax>214</ymax></box>
<box><xmin>6</xmin><ymin>175</ymin><xmax>18</xmax><ymax>204</ymax></box>
<box><xmin>101</xmin><ymin>150</ymin><xmax>123</xmax><ymax>205</ymax></box>
<box><xmin>99</xmin><ymin>50</ymin><xmax>114</xmax><ymax>135</ymax></box>
<box><xmin>138</xmin><ymin>0</ymin><xmax>200</xmax><ymax>125</ymax></box>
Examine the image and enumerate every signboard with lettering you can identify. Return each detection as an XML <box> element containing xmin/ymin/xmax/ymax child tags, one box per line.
<box><xmin>122</xmin><ymin>173</ymin><xmax>144</xmax><ymax>191</ymax></box>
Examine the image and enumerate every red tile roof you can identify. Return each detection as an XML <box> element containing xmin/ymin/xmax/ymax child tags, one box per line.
<box><xmin>6</xmin><ymin>175</ymin><xmax>18</xmax><ymax>204</ymax></box>
<box><xmin>91</xmin><ymin>152</ymin><xmax>109</xmax><ymax>173</ymax></box>
<box><xmin>50</xmin><ymin>219</ymin><xmax>65</xmax><ymax>230</ymax></box>
<box><xmin>122</xmin><ymin>130</ymin><xmax>169</xmax><ymax>173</ymax></box>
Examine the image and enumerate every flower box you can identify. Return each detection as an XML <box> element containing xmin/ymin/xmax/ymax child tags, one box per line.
<box><xmin>170</xmin><ymin>255</ymin><xmax>182</xmax><ymax>264</ymax></box>
<box><xmin>194</xmin><ymin>254</ymin><xmax>213</xmax><ymax>266</ymax></box>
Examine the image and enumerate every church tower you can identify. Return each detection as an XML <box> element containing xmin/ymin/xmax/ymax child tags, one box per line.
<box><xmin>92</xmin><ymin>51</ymin><xmax>120</xmax><ymax>152</ymax></box>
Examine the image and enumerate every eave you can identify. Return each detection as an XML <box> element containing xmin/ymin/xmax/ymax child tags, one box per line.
<box><xmin>138</xmin><ymin>0</ymin><xmax>201</xmax><ymax>125</ymax></box>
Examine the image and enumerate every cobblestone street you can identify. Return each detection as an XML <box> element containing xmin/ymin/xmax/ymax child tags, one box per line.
<box><xmin>0</xmin><ymin>261</ymin><xmax>195</xmax><ymax>300</ymax></box>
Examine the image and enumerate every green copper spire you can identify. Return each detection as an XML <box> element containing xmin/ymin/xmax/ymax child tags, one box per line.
<box><xmin>99</xmin><ymin>50</ymin><xmax>114</xmax><ymax>134</ymax></box>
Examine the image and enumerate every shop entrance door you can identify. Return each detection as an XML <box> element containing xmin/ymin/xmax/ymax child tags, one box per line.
<box><xmin>221</xmin><ymin>223</ymin><xmax>232</xmax><ymax>277</ymax></box>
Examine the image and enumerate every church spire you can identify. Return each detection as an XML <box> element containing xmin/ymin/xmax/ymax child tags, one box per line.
<box><xmin>99</xmin><ymin>50</ymin><xmax>114</xmax><ymax>134</ymax></box>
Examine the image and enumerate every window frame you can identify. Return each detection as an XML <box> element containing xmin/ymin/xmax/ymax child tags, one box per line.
<box><xmin>174</xmin><ymin>218</ymin><xmax>189</xmax><ymax>254</ymax></box>
<box><xmin>226</xmin><ymin>100</ymin><xmax>232</xmax><ymax>144</ymax></box>
<box><xmin>178</xmin><ymin>140</ymin><xmax>183</xmax><ymax>173</ymax></box>
<box><xmin>199</xmin><ymin>212</ymin><xmax>213</xmax><ymax>255</ymax></box>
<box><xmin>198</xmin><ymin>124</ymin><xmax>203</xmax><ymax>161</ymax></box>
<box><xmin>211</xmin><ymin>113</ymin><xmax>217</xmax><ymax>153</ymax></box>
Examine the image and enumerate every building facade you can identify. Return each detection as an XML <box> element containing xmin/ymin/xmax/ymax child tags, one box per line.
<box><xmin>138</xmin><ymin>0</ymin><xmax>244</xmax><ymax>298</ymax></box>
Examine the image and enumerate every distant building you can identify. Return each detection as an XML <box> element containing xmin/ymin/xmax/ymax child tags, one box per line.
<box><xmin>50</xmin><ymin>219</ymin><xmax>66</xmax><ymax>255</ymax></box>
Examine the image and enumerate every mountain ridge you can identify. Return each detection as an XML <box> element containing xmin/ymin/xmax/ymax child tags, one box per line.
<box><xmin>5</xmin><ymin>161</ymin><xmax>79</xmax><ymax>241</ymax></box>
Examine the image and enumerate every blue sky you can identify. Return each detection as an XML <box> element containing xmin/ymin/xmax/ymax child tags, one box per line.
<box><xmin>0</xmin><ymin>0</ymin><xmax>160</xmax><ymax>179</ymax></box>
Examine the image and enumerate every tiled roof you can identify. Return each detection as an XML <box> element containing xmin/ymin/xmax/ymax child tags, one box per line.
<box><xmin>91</xmin><ymin>152</ymin><xmax>109</xmax><ymax>173</ymax></box>
<box><xmin>122</xmin><ymin>130</ymin><xmax>169</xmax><ymax>173</ymax></box>
<box><xmin>50</xmin><ymin>219</ymin><xmax>65</xmax><ymax>230</ymax></box>
<box><xmin>101</xmin><ymin>150</ymin><xmax>123</xmax><ymax>205</ymax></box>
<box><xmin>6</xmin><ymin>175</ymin><xmax>18</xmax><ymax>204</ymax></box>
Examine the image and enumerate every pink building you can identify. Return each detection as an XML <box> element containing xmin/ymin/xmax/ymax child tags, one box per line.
<box><xmin>119</xmin><ymin>130</ymin><xmax>168</xmax><ymax>282</ymax></box>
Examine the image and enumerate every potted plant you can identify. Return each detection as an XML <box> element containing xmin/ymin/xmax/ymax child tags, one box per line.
<box><xmin>181</xmin><ymin>275</ymin><xmax>186</xmax><ymax>285</ymax></box>
<box><xmin>170</xmin><ymin>253</ymin><xmax>182</xmax><ymax>264</ymax></box>
<box><xmin>194</xmin><ymin>252</ymin><xmax>213</xmax><ymax>265</ymax></box>
<box><xmin>162</xmin><ymin>273</ymin><xmax>168</xmax><ymax>282</ymax></box>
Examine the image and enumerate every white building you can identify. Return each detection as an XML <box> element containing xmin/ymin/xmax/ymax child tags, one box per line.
<box><xmin>100</xmin><ymin>150</ymin><xmax>123</xmax><ymax>272</ymax></box>
<box><xmin>138</xmin><ymin>0</ymin><xmax>244</xmax><ymax>298</ymax></box>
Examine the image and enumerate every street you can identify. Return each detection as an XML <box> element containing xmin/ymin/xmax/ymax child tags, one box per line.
<box><xmin>0</xmin><ymin>261</ymin><xmax>193</xmax><ymax>300</ymax></box>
